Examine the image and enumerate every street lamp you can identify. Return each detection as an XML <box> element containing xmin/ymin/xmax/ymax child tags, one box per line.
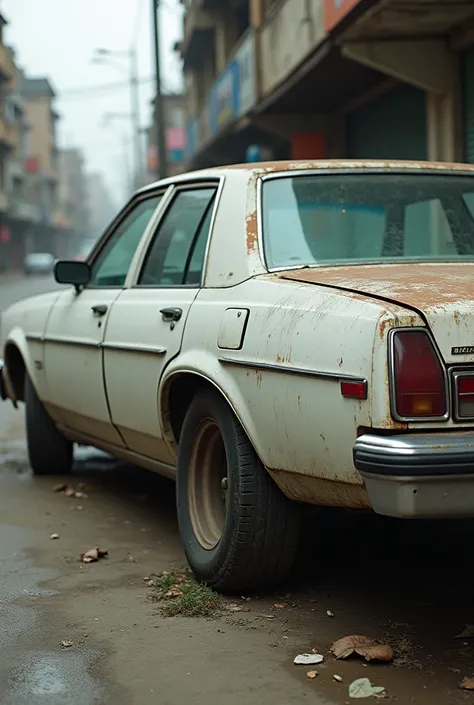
<box><xmin>92</xmin><ymin>47</ymin><xmax>143</xmax><ymax>189</ymax></box>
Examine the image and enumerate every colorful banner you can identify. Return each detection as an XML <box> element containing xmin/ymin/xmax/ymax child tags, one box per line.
<box><xmin>323</xmin><ymin>0</ymin><xmax>362</xmax><ymax>32</ymax></box>
<box><xmin>235</xmin><ymin>32</ymin><xmax>256</xmax><ymax>117</ymax></box>
<box><xmin>208</xmin><ymin>59</ymin><xmax>239</xmax><ymax>136</ymax></box>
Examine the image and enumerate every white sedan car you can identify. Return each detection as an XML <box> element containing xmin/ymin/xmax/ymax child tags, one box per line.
<box><xmin>2</xmin><ymin>159</ymin><xmax>474</xmax><ymax>591</ymax></box>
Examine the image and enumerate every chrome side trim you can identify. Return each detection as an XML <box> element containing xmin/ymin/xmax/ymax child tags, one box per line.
<box><xmin>218</xmin><ymin>356</ymin><xmax>366</xmax><ymax>383</ymax></box>
<box><xmin>101</xmin><ymin>342</ymin><xmax>166</xmax><ymax>355</ymax></box>
<box><xmin>26</xmin><ymin>334</ymin><xmax>43</xmax><ymax>343</ymax></box>
<box><xmin>387</xmin><ymin>327</ymin><xmax>450</xmax><ymax>423</ymax></box>
<box><xmin>43</xmin><ymin>336</ymin><xmax>100</xmax><ymax>349</ymax></box>
<box><xmin>452</xmin><ymin>368</ymin><xmax>474</xmax><ymax>421</ymax></box>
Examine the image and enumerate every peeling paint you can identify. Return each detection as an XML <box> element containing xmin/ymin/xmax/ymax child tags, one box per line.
<box><xmin>215</xmin><ymin>159</ymin><xmax>474</xmax><ymax>175</ymax></box>
<box><xmin>245</xmin><ymin>211</ymin><xmax>258</xmax><ymax>254</ymax></box>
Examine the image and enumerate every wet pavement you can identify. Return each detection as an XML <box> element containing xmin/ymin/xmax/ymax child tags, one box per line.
<box><xmin>2</xmin><ymin>275</ymin><xmax>474</xmax><ymax>704</ymax></box>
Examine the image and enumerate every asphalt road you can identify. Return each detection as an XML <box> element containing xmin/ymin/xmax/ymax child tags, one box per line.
<box><xmin>1</xmin><ymin>275</ymin><xmax>474</xmax><ymax>704</ymax></box>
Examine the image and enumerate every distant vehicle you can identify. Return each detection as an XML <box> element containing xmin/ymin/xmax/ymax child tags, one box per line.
<box><xmin>5</xmin><ymin>159</ymin><xmax>474</xmax><ymax>593</ymax></box>
<box><xmin>73</xmin><ymin>239</ymin><xmax>98</xmax><ymax>262</ymax></box>
<box><xmin>23</xmin><ymin>252</ymin><xmax>55</xmax><ymax>276</ymax></box>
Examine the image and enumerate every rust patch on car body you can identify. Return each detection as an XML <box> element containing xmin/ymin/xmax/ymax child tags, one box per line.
<box><xmin>268</xmin><ymin>469</ymin><xmax>371</xmax><ymax>509</ymax></box>
<box><xmin>278</xmin><ymin>263</ymin><xmax>474</xmax><ymax>311</ymax></box>
<box><xmin>219</xmin><ymin>158</ymin><xmax>474</xmax><ymax>175</ymax></box>
<box><xmin>245</xmin><ymin>211</ymin><xmax>258</xmax><ymax>253</ymax></box>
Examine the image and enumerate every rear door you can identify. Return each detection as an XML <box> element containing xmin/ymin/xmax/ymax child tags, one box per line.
<box><xmin>102</xmin><ymin>182</ymin><xmax>218</xmax><ymax>463</ymax></box>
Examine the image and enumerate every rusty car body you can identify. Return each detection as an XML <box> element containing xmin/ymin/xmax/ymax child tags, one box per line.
<box><xmin>2</xmin><ymin>159</ymin><xmax>474</xmax><ymax>591</ymax></box>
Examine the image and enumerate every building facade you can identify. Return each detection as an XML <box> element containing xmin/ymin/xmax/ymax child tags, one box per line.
<box><xmin>178</xmin><ymin>0</ymin><xmax>474</xmax><ymax>168</ymax></box>
<box><xmin>58</xmin><ymin>147</ymin><xmax>90</xmax><ymax>254</ymax></box>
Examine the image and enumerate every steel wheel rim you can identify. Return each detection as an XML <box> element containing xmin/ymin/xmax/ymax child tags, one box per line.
<box><xmin>188</xmin><ymin>418</ymin><xmax>228</xmax><ymax>550</ymax></box>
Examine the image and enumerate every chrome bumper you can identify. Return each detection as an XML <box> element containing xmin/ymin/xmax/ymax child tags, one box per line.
<box><xmin>0</xmin><ymin>359</ymin><xmax>6</xmax><ymax>400</ymax></box>
<box><xmin>353</xmin><ymin>432</ymin><xmax>474</xmax><ymax>519</ymax></box>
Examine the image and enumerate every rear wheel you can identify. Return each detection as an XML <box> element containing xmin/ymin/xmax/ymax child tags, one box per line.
<box><xmin>25</xmin><ymin>374</ymin><xmax>73</xmax><ymax>475</ymax></box>
<box><xmin>176</xmin><ymin>389</ymin><xmax>301</xmax><ymax>592</ymax></box>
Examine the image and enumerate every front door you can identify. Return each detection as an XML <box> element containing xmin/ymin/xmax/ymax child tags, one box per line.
<box><xmin>43</xmin><ymin>192</ymin><xmax>164</xmax><ymax>443</ymax></box>
<box><xmin>102</xmin><ymin>183</ymin><xmax>218</xmax><ymax>463</ymax></box>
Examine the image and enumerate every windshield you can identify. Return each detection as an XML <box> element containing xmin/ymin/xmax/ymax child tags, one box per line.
<box><xmin>261</xmin><ymin>173</ymin><xmax>474</xmax><ymax>269</ymax></box>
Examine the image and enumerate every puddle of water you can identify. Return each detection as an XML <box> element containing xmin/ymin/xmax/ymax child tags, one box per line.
<box><xmin>4</xmin><ymin>651</ymin><xmax>104</xmax><ymax>705</ymax></box>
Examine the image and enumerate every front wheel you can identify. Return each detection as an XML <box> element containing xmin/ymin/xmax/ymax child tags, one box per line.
<box><xmin>25</xmin><ymin>375</ymin><xmax>73</xmax><ymax>475</ymax></box>
<box><xmin>176</xmin><ymin>389</ymin><xmax>301</xmax><ymax>592</ymax></box>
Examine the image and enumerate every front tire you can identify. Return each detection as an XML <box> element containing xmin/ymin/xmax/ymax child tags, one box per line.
<box><xmin>25</xmin><ymin>375</ymin><xmax>73</xmax><ymax>475</ymax></box>
<box><xmin>177</xmin><ymin>389</ymin><xmax>301</xmax><ymax>592</ymax></box>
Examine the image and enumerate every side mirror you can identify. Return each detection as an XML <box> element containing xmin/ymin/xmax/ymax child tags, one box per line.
<box><xmin>54</xmin><ymin>260</ymin><xmax>91</xmax><ymax>289</ymax></box>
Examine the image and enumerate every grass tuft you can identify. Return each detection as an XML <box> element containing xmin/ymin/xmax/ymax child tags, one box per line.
<box><xmin>148</xmin><ymin>570</ymin><xmax>223</xmax><ymax>618</ymax></box>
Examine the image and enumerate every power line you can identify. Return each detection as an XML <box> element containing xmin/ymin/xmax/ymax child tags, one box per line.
<box><xmin>59</xmin><ymin>77</ymin><xmax>155</xmax><ymax>99</ymax></box>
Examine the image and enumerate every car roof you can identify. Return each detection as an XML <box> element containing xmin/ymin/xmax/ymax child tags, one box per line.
<box><xmin>137</xmin><ymin>159</ymin><xmax>474</xmax><ymax>195</ymax></box>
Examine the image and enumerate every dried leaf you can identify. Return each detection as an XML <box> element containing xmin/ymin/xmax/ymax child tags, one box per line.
<box><xmin>80</xmin><ymin>547</ymin><xmax>108</xmax><ymax>563</ymax></box>
<box><xmin>64</xmin><ymin>487</ymin><xmax>76</xmax><ymax>497</ymax></box>
<box><xmin>306</xmin><ymin>671</ymin><xmax>319</xmax><ymax>679</ymax></box>
<box><xmin>294</xmin><ymin>653</ymin><xmax>324</xmax><ymax>665</ymax></box>
<box><xmin>53</xmin><ymin>483</ymin><xmax>68</xmax><ymax>492</ymax></box>
<box><xmin>164</xmin><ymin>585</ymin><xmax>184</xmax><ymax>599</ymax></box>
<box><xmin>461</xmin><ymin>677</ymin><xmax>474</xmax><ymax>691</ymax></box>
<box><xmin>228</xmin><ymin>603</ymin><xmax>243</xmax><ymax>612</ymax></box>
<box><xmin>348</xmin><ymin>678</ymin><xmax>385</xmax><ymax>699</ymax></box>
<box><xmin>50</xmin><ymin>533</ymin><xmax>59</xmax><ymax>540</ymax></box>
<box><xmin>331</xmin><ymin>635</ymin><xmax>393</xmax><ymax>663</ymax></box>
<box><xmin>59</xmin><ymin>640</ymin><xmax>73</xmax><ymax>648</ymax></box>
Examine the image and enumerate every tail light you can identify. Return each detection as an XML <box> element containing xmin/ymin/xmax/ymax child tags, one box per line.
<box><xmin>453</xmin><ymin>372</ymin><xmax>474</xmax><ymax>419</ymax></box>
<box><xmin>390</xmin><ymin>329</ymin><xmax>447</xmax><ymax>420</ymax></box>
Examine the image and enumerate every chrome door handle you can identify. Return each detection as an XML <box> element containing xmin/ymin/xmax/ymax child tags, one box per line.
<box><xmin>160</xmin><ymin>307</ymin><xmax>182</xmax><ymax>323</ymax></box>
<box><xmin>91</xmin><ymin>304</ymin><xmax>108</xmax><ymax>316</ymax></box>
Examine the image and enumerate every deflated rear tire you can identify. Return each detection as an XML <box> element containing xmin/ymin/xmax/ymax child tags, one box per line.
<box><xmin>177</xmin><ymin>389</ymin><xmax>301</xmax><ymax>592</ymax></box>
<box><xmin>25</xmin><ymin>374</ymin><xmax>73</xmax><ymax>475</ymax></box>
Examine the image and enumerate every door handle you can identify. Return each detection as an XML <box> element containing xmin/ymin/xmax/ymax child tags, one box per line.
<box><xmin>160</xmin><ymin>307</ymin><xmax>182</xmax><ymax>323</ymax></box>
<box><xmin>91</xmin><ymin>304</ymin><xmax>108</xmax><ymax>316</ymax></box>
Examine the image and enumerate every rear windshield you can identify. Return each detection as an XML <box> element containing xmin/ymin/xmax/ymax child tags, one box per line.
<box><xmin>261</xmin><ymin>173</ymin><xmax>474</xmax><ymax>269</ymax></box>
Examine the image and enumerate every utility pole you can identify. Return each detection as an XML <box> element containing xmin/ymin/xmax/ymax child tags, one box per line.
<box><xmin>129</xmin><ymin>48</ymin><xmax>143</xmax><ymax>188</ymax></box>
<box><xmin>152</xmin><ymin>0</ymin><xmax>168</xmax><ymax>180</ymax></box>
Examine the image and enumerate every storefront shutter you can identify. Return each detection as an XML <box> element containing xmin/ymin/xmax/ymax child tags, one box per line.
<box><xmin>462</xmin><ymin>47</ymin><xmax>474</xmax><ymax>163</ymax></box>
<box><xmin>347</xmin><ymin>85</ymin><xmax>427</xmax><ymax>161</ymax></box>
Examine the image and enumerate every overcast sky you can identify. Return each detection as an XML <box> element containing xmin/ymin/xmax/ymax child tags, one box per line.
<box><xmin>2</xmin><ymin>0</ymin><xmax>183</xmax><ymax>207</ymax></box>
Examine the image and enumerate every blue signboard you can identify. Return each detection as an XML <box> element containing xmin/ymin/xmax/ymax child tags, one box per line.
<box><xmin>208</xmin><ymin>59</ymin><xmax>239</xmax><ymax>136</ymax></box>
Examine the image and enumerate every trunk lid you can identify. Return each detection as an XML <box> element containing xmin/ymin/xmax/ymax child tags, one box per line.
<box><xmin>278</xmin><ymin>263</ymin><xmax>474</xmax><ymax>363</ymax></box>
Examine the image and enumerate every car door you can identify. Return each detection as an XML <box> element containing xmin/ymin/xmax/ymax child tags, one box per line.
<box><xmin>102</xmin><ymin>182</ymin><xmax>219</xmax><ymax>464</ymax></box>
<box><xmin>43</xmin><ymin>191</ymin><xmax>165</xmax><ymax>444</ymax></box>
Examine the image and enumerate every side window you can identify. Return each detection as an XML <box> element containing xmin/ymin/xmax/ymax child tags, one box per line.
<box><xmin>89</xmin><ymin>195</ymin><xmax>163</xmax><ymax>287</ymax></box>
<box><xmin>138</xmin><ymin>187</ymin><xmax>216</xmax><ymax>287</ymax></box>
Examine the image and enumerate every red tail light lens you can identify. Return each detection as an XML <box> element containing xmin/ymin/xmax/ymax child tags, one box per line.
<box><xmin>455</xmin><ymin>374</ymin><xmax>474</xmax><ymax>418</ymax></box>
<box><xmin>391</xmin><ymin>330</ymin><xmax>447</xmax><ymax>419</ymax></box>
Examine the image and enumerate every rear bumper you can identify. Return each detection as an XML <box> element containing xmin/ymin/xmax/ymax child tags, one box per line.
<box><xmin>0</xmin><ymin>359</ymin><xmax>6</xmax><ymax>400</ymax></box>
<box><xmin>353</xmin><ymin>432</ymin><xmax>474</xmax><ymax>519</ymax></box>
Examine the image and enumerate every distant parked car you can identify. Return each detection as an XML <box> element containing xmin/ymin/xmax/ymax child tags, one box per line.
<box><xmin>23</xmin><ymin>252</ymin><xmax>55</xmax><ymax>276</ymax></box>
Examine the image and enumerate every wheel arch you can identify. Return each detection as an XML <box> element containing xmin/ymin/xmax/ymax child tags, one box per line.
<box><xmin>3</xmin><ymin>330</ymin><xmax>35</xmax><ymax>403</ymax></box>
<box><xmin>160</xmin><ymin>369</ymin><xmax>257</xmax><ymax>456</ymax></box>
